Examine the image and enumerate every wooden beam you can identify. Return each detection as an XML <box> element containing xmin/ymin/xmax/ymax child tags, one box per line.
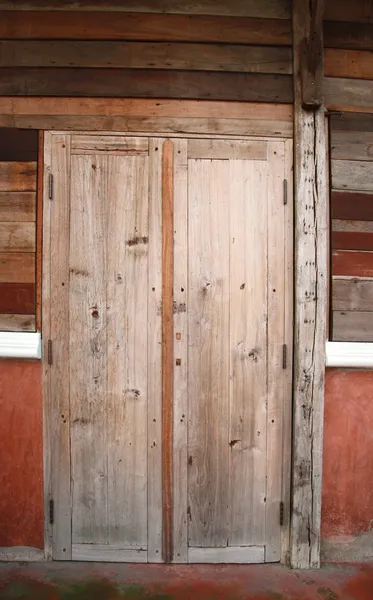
<box><xmin>299</xmin><ymin>0</ymin><xmax>324</xmax><ymax>108</ymax></box>
<box><xmin>162</xmin><ymin>139</ymin><xmax>174</xmax><ymax>564</ymax></box>
<box><xmin>291</xmin><ymin>0</ymin><xmax>327</xmax><ymax>569</ymax></box>
<box><xmin>36</xmin><ymin>130</ymin><xmax>43</xmax><ymax>331</ymax></box>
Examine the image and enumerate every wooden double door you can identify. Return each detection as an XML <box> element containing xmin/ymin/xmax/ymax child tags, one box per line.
<box><xmin>44</xmin><ymin>132</ymin><xmax>292</xmax><ymax>563</ymax></box>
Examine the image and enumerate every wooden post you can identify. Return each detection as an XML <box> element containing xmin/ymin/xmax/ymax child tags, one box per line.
<box><xmin>291</xmin><ymin>0</ymin><xmax>328</xmax><ymax>569</ymax></box>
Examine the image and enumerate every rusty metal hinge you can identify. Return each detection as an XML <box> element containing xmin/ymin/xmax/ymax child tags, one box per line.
<box><xmin>282</xmin><ymin>344</ymin><xmax>287</xmax><ymax>369</ymax></box>
<box><xmin>280</xmin><ymin>501</ymin><xmax>284</xmax><ymax>527</ymax></box>
<box><xmin>283</xmin><ymin>179</ymin><xmax>288</xmax><ymax>205</ymax></box>
<box><xmin>48</xmin><ymin>173</ymin><xmax>54</xmax><ymax>200</ymax></box>
<box><xmin>49</xmin><ymin>499</ymin><xmax>54</xmax><ymax>525</ymax></box>
<box><xmin>47</xmin><ymin>339</ymin><xmax>53</xmax><ymax>366</ymax></box>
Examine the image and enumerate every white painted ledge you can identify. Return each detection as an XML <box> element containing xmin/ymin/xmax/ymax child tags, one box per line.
<box><xmin>326</xmin><ymin>341</ymin><xmax>373</xmax><ymax>368</ymax></box>
<box><xmin>0</xmin><ymin>332</ymin><xmax>41</xmax><ymax>359</ymax></box>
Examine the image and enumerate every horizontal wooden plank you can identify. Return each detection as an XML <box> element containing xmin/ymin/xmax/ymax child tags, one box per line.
<box><xmin>0</xmin><ymin>313</ymin><xmax>35</xmax><ymax>331</ymax></box>
<box><xmin>0</xmin><ymin>252</ymin><xmax>35</xmax><ymax>283</ymax></box>
<box><xmin>72</xmin><ymin>545</ymin><xmax>148</xmax><ymax>562</ymax></box>
<box><xmin>0</xmin><ymin>162</ymin><xmax>37</xmax><ymax>192</ymax></box>
<box><xmin>188</xmin><ymin>139</ymin><xmax>267</xmax><ymax>160</ymax></box>
<box><xmin>0</xmin><ymin>41</ymin><xmax>292</xmax><ymax>75</ymax></box>
<box><xmin>333</xmin><ymin>219</ymin><xmax>373</xmax><ymax>232</ymax></box>
<box><xmin>331</xmin><ymin>131</ymin><xmax>373</xmax><ymax>161</ymax></box>
<box><xmin>71</xmin><ymin>134</ymin><xmax>149</xmax><ymax>154</ymax></box>
<box><xmin>325</xmin><ymin>49</ymin><xmax>373</xmax><ymax>80</ymax></box>
<box><xmin>0</xmin><ymin>1</ymin><xmax>291</xmax><ymax>18</ymax></box>
<box><xmin>0</xmin><ymin>128</ymin><xmax>38</xmax><ymax>161</ymax></box>
<box><xmin>324</xmin><ymin>21</ymin><xmax>373</xmax><ymax>52</ymax></box>
<box><xmin>0</xmin><ymin>222</ymin><xmax>35</xmax><ymax>252</ymax></box>
<box><xmin>332</xmin><ymin>160</ymin><xmax>373</xmax><ymax>193</ymax></box>
<box><xmin>0</xmin><ymin>192</ymin><xmax>36</xmax><ymax>221</ymax></box>
<box><xmin>0</xmin><ymin>12</ymin><xmax>292</xmax><ymax>45</ymax></box>
<box><xmin>332</xmin><ymin>192</ymin><xmax>373</xmax><ymax>221</ymax></box>
<box><xmin>0</xmin><ymin>282</ymin><xmax>35</xmax><ymax>313</ymax></box>
<box><xmin>188</xmin><ymin>546</ymin><xmax>265</xmax><ymax>564</ymax></box>
<box><xmin>333</xmin><ymin>277</ymin><xmax>373</xmax><ymax>311</ymax></box>
<box><xmin>330</xmin><ymin>112</ymin><xmax>373</xmax><ymax>133</ymax></box>
<box><xmin>0</xmin><ymin>97</ymin><xmax>293</xmax><ymax>120</ymax></box>
<box><xmin>333</xmin><ymin>231</ymin><xmax>373</xmax><ymax>251</ymax></box>
<box><xmin>325</xmin><ymin>78</ymin><xmax>373</xmax><ymax>111</ymax></box>
<box><xmin>333</xmin><ymin>250</ymin><xmax>373</xmax><ymax>277</ymax></box>
<box><xmin>325</xmin><ymin>1</ymin><xmax>373</xmax><ymax>24</ymax></box>
<box><xmin>333</xmin><ymin>311</ymin><xmax>373</xmax><ymax>342</ymax></box>
<box><xmin>0</xmin><ymin>69</ymin><xmax>293</xmax><ymax>103</ymax></box>
<box><xmin>0</xmin><ymin>115</ymin><xmax>293</xmax><ymax>138</ymax></box>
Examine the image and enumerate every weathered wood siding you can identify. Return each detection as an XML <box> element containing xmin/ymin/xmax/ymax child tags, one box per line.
<box><xmin>0</xmin><ymin>129</ymin><xmax>38</xmax><ymax>331</ymax></box>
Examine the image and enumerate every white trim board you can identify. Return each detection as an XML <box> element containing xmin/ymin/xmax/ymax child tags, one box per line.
<box><xmin>0</xmin><ymin>332</ymin><xmax>41</xmax><ymax>359</ymax></box>
<box><xmin>326</xmin><ymin>341</ymin><xmax>373</xmax><ymax>368</ymax></box>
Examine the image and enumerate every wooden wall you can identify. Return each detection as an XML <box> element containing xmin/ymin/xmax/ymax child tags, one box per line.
<box><xmin>0</xmin><ymin>129</ymin><xmax>37</xmax><ymax>332</ymax></box>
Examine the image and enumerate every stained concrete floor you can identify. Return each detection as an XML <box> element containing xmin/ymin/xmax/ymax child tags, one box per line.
<box><xmin>0</xmin><ymin>562</ymin><xmax>372</xmax><ymax>600</ymax></box>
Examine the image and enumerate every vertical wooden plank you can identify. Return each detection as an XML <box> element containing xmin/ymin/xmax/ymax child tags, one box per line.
<box><xmin>36</xmin><ymin>130</ymin><xmax>43</xmax><ymax>331</ymax></box>
<box><xmin>292</xmin><ymin>0</ymin><xmax>327</xmax><ymax>569</ymax></box>
<box><xmin>162</xmin><ymin>139</ymin><xmax>174</xmax><ymax>564</ymax></box>
<box><xmin>187</xmin><ymin>159</ymin><xmax>230</xmax><ymax>548</ymax></box>
<box><xmin>106</xmin><ymin>154</ymin><xmax>149</xmax><ymax>548</ymax></box>
<box><xmin>147</xmin><ymin>138</ymin><xmax>163</xmax><ymax>562</ymax></box>
<box><xmin>265</xmin><ymin>141</ymin><xmax>286</xmax><ymax>562</ymax></box>
<box><xmin>69</xmin><ymin>154</ymin><xmax>108</xmax><ymax>545</ymax></box>
<box><xmin>172</xmin><ymin>138</ymin><xmax>188</xmax><ymax>563</ymax></box>
<box><xmin>282</xmin><ymin>138</ymin><xmax>294</xmax><ymax>564</ymax></box>
<box><xmin>49</xmin><ymin>133</ymin><xmax>72</xmax><ymax>559</ymax></box>
<box><xmin>42</xmin><ymin>130</ymin><xmax>52</xmax><ymax>560</ymax></box>
<box><xmin>228</xmin><ymin>158</ymin><xmax>268</xmax><ymax>547</ymax></box>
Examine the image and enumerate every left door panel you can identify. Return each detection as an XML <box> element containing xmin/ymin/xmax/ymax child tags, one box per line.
<box><xmin>44</xmin><ymin>133</ymin><xmax>163</xmax><ymax>562</ymax></box>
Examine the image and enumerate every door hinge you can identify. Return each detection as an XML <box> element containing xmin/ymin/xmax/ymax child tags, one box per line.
<box><xmin>49</xmin><ymin>499</ymin><xmax>54</xmax><ymax>525</ymax></box>
<box><xmin>47</xmin><ymin>339</ymin><xmax>53</xmax><ymax>366</ymax></box>
<box><xmin>283</xmin><ymin>179</ymin><xmax>288</xmax><ymax>205</ymax></box>
<box><xmin>282</xmin><ymin>344</ymin><xmax>287</xmax><ymax>369</ymax></box>
<box><xmin>280</xmin><ymin>501</ymin><xmax>284</xmax><ymax>527</ymax></box>
<box><xmin>48</xmin><ymin>173</ymin><xmax>54</xmax><ymax>200</ymax></box>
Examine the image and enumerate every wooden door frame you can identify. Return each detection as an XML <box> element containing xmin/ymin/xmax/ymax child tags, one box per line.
<box><xmin>41</xmin><ymin>124</ymin><xmax>295</xmax><ymax>565</ymax></box>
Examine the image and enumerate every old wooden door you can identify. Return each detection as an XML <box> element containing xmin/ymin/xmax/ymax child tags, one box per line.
<box><xmin>44</xmin><ymin>133</ymin><xmax>292</xmax><ymax>564</ymax></box>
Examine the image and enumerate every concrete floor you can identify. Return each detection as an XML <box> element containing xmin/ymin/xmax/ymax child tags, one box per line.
<box><xmin>0</xmin><ymin>562</ymin><xmax>372</xmax><ymax>599</ymax></box>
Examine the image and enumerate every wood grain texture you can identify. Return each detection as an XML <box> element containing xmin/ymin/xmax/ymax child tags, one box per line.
<box><xmin>324</xmin><ymin>0</ymin><xmax>373</xmax><ymax>24</ymax></box>
<box><xmin>0</xmin><ymin>41</ymin><xmax>292</xmax><ymax>75</ymax></box>
<box><xmin>0</xmin><ymin>162</ymin><xmax>36</xmax><ymax>192</ymax></box>
<box><xmin>332</xmin><ymin>231</ymin><xmax>373</xmax><ymax>251</ymax></box>
<box><xmin>161</xmin><ymin>139</ymin><xmax>174</xmax><ymax>564</ymax></box>
<box><xmin>36</xmin><ymin>130</ymin><xmax>43</xmax><ymax>331</ymax></box>
<box><xmin>333</xmin><ymin>311</ymin><xmax>373</xmax><ymax>342</ymax></box>
<box><xmin>228</xmin><ymin>158</ymin><xmax>267</xmax><ymax>550</ymax></box>
<box><xmin>331</xmin><ymin>131</ymin><xmax>373</xmax><ymax>161</ymax></box>
<box><xmin>0</xmin><ymin>192</ymin><xmax>36</xmax><ymax>221</ymax></box>
<box><xmin>332</xmin><ymin>191</ymin><xmax>373</xmax><ymax>221</ymax></box>
<box><xmin>188</xmin><ymin>546</ymin><xmax>265</xmax><ymax>563</ymax></box>
<box><xmin>71</xmin><ymin>134</ymin><xmax>148</xmax><ymax>154</ymax></box>
<box><xmin>291</xmin><ymin>0</ymin><xmax>328</xmax><ymax>570</ymax></box>
<box><xmin>147</xmin><ymin>139</ymin><xmax>163</xmax><ymax>563</ymax></box>
<box><xmin>333</xmin><ymin>277</ymin><xmax>373</xmax><ymax>311</ymax></box>
<box><xmin>324</xmin><ymin>21</ymin><xmax>373</xmax><ymax>52</ymax></box>
<box><xmin>0</xmin><ymin>128</ymin><xmax>38</xmax><ymax>162</ymax></box>
<box><xmin>0</xmin><ymin>313</ymin><xmax>35</xmax><ymax>331</ymax></box>
<box><xmin>0</xmin><ymin>12</ymin><xmax>292</xmax><ymax>44</ymax></box>
<box><xmin>324</xmin><ymin>78</ymin><xmax>373</xmax><ymax>111</ymax></box>
<box><xmin>0</xmin><ymin>282</ymin><xmax>35</xmax><ymax>314</ymax></box>
<box><xmin>172</xmin><ymin>139</ymin><xmax>188</xmax><ymax>563</ymax></box>
<box><xmin>0</xmin><ymin>1</ymin><xmax>291</xmax><ymax>18</ymax></box>
<box><xmin>188</xmin><ymin>139</ymin><xmax>267</xmax><ymax>160</ymax></box>
<box><xmin>333</xmin><ymin>219</ymin><xmax>373</xmax><ymax>232</ymax></box>
<box><xmin>187</xmin><ymin>158</ymin><xmax>230</xmax><ymax>548</ymax></box>
<box><xmin>325</xmin><ymin>49</ymin><xmax>373</xmax><ymax>80</ymax></box>
<box><xmin>332</xmin><ymin>160</ymin><xmax>373</xmax><ymax>192</ymax></box>
<box><xmin>72</xmin><ymin>545</ymin><xmax>147</xmax><ymax>562</ymax></box>
<box><xmin>0</xmin><ymin>69</ymin><xmax>293</xmax><ymax>103</ymax></box>
<box><xmin>0</xmin><ymin>252</ymin><xmax>35</xmax><ymax>283</ymax></box>
<box><xmin>49</xmin><ymin>134</ymin><xmax>72</xmax><ymax>559</ymax></box>
<box><xmin>330</xmin><ymin>112</ymin><xmax>373</xmax><ymax>133</ymax></box>
<box><xmin>333</xmin><ymin>250</ymin><xmax>373</xmax><ymax>277</ymax></box>
<box><xmin>0</xmin><ymin>222</ymin><xmax>35</xmax><ymax>252</ymax></box>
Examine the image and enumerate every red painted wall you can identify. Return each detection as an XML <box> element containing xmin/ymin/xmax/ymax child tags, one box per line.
<box><xmin>322</xmin><ymin>369</ymin><xmax>373</xmax><ymax>540</ymax></box>
<box><xmin>0</xmin><ymin>360</ymin><xmax>43</xmax><ymax>548</ymax></box>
